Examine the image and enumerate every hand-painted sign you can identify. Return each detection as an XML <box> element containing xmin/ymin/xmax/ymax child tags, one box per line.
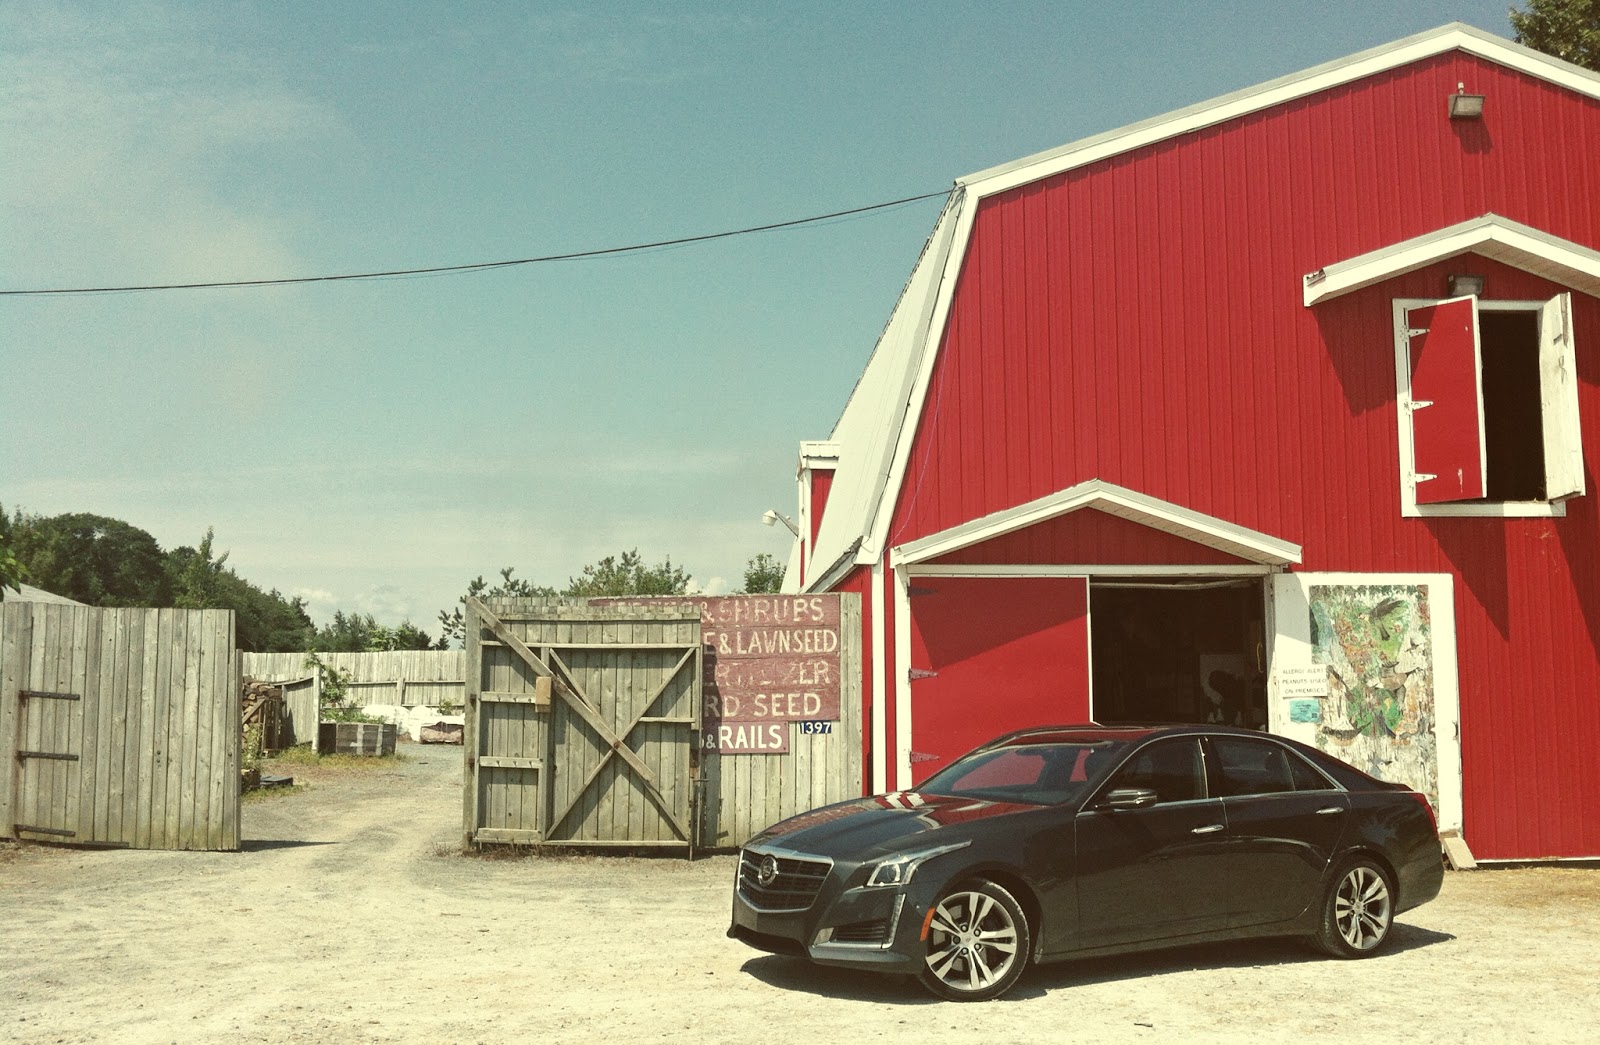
<box><xmin>593</xmin><ymin>594</ymin><xmax>845</xmax><ymax>754</ymax></box>
<box><xmin>703</xmin><ymin>721</ymin><xmax>790</xmax><ymax>754</ymax></box>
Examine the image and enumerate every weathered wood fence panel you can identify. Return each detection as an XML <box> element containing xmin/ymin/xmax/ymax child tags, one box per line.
<box><xmin>244</xmin><ymin>650</ymin><xmax>465</xmax><ymax>748</ymax></box>
<box><xmin>464</xmin><ymin>599</ymin><xmax>701</xmax><ymax>851</ymax></box>
<box><xmin>699</xmin><ymin>593</ymin><xmax>863</xmax><ymax>849</ymax></box>
<box><xmin>1</xmin><ymin>603</ymin><xmax>240</xmax><ymax>851</ymax></box>
<box><xmin>243</xmin><ymin>650</ymin><xmax>465</xmax><ymax>707</ymax></box>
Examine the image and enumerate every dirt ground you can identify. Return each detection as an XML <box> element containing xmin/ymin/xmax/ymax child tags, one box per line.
<box><xmin>3</xmin><ymin>744</ymin><xmax>1598</xmax><ymax>1044</ymax></box>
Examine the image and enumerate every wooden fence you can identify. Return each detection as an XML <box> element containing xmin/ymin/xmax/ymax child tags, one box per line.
<box><xmin>0</xmin><ymin>603</ymin><xmax>240</xmax><ymax>851</ymax></box>
<box><xmin>698</xmin><ymin>593</ymin><xmax>863</xmax><ymax>849</ymax></box>
<box><xmin>242</xmin><ymin>650</ymin><xmax>466</xmax><ymax>747</ymax></box>
<box><xmin>464</xmin><ymin>598</ymin><xmax>701</xmax><ymax>850</ymax></box>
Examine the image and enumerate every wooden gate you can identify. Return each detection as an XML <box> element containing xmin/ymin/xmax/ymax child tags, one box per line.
<box><xmin>1</xmin><ymin>603</ymin><xmax>240</xmax><ymax>851</ymax></box>
<box><xmin>463</xmin><ymin>598</ymin><xmax>701</xmax><ymax>851</ymax></box>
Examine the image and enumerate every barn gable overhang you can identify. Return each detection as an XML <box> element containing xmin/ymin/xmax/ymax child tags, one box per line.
<box><xmin>1302</xmin><ymin>214</ymin><xmax>1600</xmax><ymax>306</ymax></box>
<box><xmin>889</xmin><ymin>480</ymin><xmax>1303</xmax><ymax>570</ymax></box>
<box><xmin>807</xmin><ymin>23</ymin><xmax>1600</xmax><ymax>591</ymax></box>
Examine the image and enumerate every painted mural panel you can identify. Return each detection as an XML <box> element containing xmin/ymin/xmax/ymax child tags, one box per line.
<box><xmin>1308</xmin><ymin>584</ymin><xmax>1438</xmax><ymax>814</ymax></box>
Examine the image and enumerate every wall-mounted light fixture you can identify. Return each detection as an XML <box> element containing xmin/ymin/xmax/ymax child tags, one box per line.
<box><xmin>761</xmin><ymin>509</ymin><xmax>800</xmax><ymax>537</ymax></box>
<box><xmin>1449</xmin><ymin>82</ymin><xmax>1485</xmax><ymax>120</ymax></box>
<box><xmin>1448</xmin><ymin>273</ymin><xmax>1486</xmax><ymax>297</ymax></box>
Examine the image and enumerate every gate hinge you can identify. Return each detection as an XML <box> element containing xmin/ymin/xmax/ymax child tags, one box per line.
<box><xmin>16</xmin><ymin>751</ymin><xmax>79</xmax><ymax>762</ymax></box>
<box><xmin>908</xmin><ymin>668</ymin><xmax>938</xmax><ymax>681</ymax></box>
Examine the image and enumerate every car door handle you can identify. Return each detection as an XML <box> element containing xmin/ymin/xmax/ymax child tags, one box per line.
<box><xmin>1191</xmin><ymin>824</ymin><xmax>1224</xmax><ymax>834</ymax></box>
<box><xmin>1316</xmin><ymin>806</ymin><xmax>1344</xmax><ymax>815</ymax></box>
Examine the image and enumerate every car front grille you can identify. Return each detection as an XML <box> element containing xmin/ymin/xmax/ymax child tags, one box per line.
<box><xmin>737</xmin><ymin>848</ymin><xmax>832</xmax><ymax>912</ymax></box>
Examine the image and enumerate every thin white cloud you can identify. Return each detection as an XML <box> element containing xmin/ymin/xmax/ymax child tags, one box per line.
<box><xmin>1</xmin><ymin>1</ymin><xmax>343</xmax><ymax>287</ymax></box>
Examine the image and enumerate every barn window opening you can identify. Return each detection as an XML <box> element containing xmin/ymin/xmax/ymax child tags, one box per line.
<box><xmin>1478</xmin><ymin>310</ymin><xmax>1544</xmax><ymax>501</ymax></box>
<box><xmin>1089</xmin><ymin>579</ymin><xmax>1266</xmax><ymax>729</ymax></box>
<box><xmin>1395</xmin><ymin>293</ymin><xmax>1584</xmax><ymax>515</ymax></box>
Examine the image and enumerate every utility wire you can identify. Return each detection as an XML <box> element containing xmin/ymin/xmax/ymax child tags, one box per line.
<box><xmin>1</xmin><ymin>189</ymin><xmax>951</xmax><ymax>297</ymax></box>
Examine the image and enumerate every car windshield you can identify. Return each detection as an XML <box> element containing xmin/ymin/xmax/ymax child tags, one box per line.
<box><xmin>918</xmin><ymin>738</ymin><xmax>1133</xmax><ymax>805</ymax></box>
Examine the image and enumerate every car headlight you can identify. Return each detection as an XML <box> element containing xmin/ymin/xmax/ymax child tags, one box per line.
<box><xmin>864</xmin><ymin>841</ymin><xmax>971</xmax><ymax>888</ymax></box>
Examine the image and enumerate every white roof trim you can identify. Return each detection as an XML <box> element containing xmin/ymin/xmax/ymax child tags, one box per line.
<box><xmin>805</xmin><ymin>190</ymin><xmax>968</xmax><ymax>583</ymax></box>
<box><xmin>799</xmin><ymin>440</ymin><xmax>840</xmax><ymax>463</ymax></box>
<box><xmin>890</xmin><ymin>479</ymin><xmax>1303</xmax><ymax>568</ymax></box>
<box><xmin>1304</xmin><ymin>214</ymin><xmax>1600</xmax><ymax>305</ymax></box>
<box><xmin>962</xmin><ymin>24</ymin><xmax>1600</xmax><ymax>199</ymax></box>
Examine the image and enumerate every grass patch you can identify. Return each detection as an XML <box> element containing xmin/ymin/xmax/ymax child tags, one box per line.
<box><xmin>264</xmin><ymin>746</ymin><xmax>409</xmax><ymax>771</ymax></box>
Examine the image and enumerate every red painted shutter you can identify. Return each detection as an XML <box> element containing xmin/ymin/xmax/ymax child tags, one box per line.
<box><xmin>1406</xmin><ymin>297</ymin><xmax>1486</xmax><ymax>504</ymax></box>
<box><xmin>906</xmin><ymin>576</ymin><xmax>1090</xmax><ymax>785</ymax></box>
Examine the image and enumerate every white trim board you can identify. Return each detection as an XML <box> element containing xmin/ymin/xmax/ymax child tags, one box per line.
<box><xmin>890</xmin><ymin>479</ymin><xmax>1303</xmax><ymax>568</ymax></box>
<box><xmin>1307</xmin><ymin>215</ymin><xmax>1600</xmax><ymax>306</ymax></box>
<box><xmin>907</xmin><ymin>564</ymin><xmax>1278</xmax><ymax>578</ymax></box>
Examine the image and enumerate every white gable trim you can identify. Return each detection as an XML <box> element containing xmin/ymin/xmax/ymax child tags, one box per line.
<box><xmin>964</xmin><ymin>24</ymin><xmax>1600</xmax><ymax>199</ymax></box>
<box><xmin>1304</xmin><ymin>214</ymin><xmax>1600</xmax><ymax>305</ymax></box>
<box><xmin>856</xmin><ymin>189</ymin><xmax>977</xmax><ymax>567</ymax></box>
<box><xmin>889</xmin><ymin>479</ymin><xmax>1303</xmax><ymax>568</ymax></box>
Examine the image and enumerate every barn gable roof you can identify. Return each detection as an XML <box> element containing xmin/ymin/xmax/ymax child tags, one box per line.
<box><xmin>891</xmin><ymin>480</ymin><xmax>1303</xmax><ymax>569</ymax></box>
<box><xmin>802</xmin><ymin>23</ymin><xmax>1600</xmax><ymax>590</ymax></box>
<box><xmin>1303</xmin><ymin>213</ymin><xmax>1600</xmax><ymax>305</ymax></box>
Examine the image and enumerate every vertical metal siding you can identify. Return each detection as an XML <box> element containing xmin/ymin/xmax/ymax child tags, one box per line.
<box><xmin>882</xmin><ymin>52</ymin><xmax>1600</xmax><ymax>858</ymax></box>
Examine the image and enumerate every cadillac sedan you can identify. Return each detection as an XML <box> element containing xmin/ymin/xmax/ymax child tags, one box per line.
<box><xmin>728</xmin><ymin>724</ymin><xmax>1443</xmax><ymax>1001</ymax></box>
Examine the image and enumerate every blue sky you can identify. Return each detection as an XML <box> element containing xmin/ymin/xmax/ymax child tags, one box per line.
<box><xmin>2</xmin><ymin>0</ymin><xmax>1517</xmax><ymax>632</ymax></box>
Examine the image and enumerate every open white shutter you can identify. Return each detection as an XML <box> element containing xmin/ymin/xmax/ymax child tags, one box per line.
<box><xmin>1539</xmin><ymin>293</ymin><xmax>1585</xmax><ymax>501</ymax></box>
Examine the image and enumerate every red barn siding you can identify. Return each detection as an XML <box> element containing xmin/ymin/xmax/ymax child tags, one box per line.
<box><xmin>882</xmin><ymin>52</ymin><xmax>1600</xmax><ymax>858</ymax></box>
<box><xmin>809</xmin><ymin>469</ymin><xmax>834</xmax><ymax>546</ymax></box>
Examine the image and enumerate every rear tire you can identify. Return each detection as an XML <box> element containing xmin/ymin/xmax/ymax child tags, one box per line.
<box><xmin>916</xmin><ymin>878</ymin><xmax>1031</xmax><ymax>1001</ymax></box>
<box><xmin>1313</xmin><ymin>858</ymin><xmax>1394</xmax><ymax>958</ymax></box>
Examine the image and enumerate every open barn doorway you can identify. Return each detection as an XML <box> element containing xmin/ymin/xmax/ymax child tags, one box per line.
<box><xmin>1089</xmin><ymin>578</ymin><xmax>1267</xmax><ymax>729</ymax></box>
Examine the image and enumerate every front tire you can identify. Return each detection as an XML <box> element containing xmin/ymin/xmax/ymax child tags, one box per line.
<box><xmin>1314</xmin><ymin>858</ymin><xmax>1394</xmax><ymax>958</ymax></box>
<box><xmin>916</xmin><ymin>878</ymin><xmax>1031</xmax><ymax>1001</ymax></box>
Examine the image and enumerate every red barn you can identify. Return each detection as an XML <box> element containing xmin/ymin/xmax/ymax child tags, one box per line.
<box><xmin>787</xmin><ymin>23</ymin><xmax>1600</xmax><ymax>862</ymax></box>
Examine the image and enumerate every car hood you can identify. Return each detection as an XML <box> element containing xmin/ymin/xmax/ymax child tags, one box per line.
<box><xmin>744</xmin><ymin>792</ymin><xmax>1040</xmax><ymax>859</ymax></box>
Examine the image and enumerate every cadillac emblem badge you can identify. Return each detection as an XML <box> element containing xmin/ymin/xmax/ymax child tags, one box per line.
<box><xmin>757</xmin><ymin>854</ymin><xmax>779</xmax><ymax>886</ymax></box>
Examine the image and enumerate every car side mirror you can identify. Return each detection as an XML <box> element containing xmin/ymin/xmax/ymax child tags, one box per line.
<box><xmin>1100</xmin><ymin>787</ymin><xmax>1159</xmax><ymax>810</ymax></box>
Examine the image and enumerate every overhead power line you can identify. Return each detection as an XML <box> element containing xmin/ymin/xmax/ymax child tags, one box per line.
<box><xmin>1</xmin><ymin>189</ymin><xmax>951</xmax><ymax>297</ymax></box>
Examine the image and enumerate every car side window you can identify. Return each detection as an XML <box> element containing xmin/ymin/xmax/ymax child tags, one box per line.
<box><xmin>1287</xmin><ymin>749</ymin><xmax>1336</xmax><ymax>791</ymax></box>
<box><xmin>1107</xmin><ymin>738</ymin><xmax>1204</xmax><ymax>803</ymax></box>
<box><xmin>1212</xmin><ymin>737</ymin><xmax>1302</xmax><ymax>796</ymax></box>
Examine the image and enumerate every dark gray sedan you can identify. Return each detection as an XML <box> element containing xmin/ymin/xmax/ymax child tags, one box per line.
<box><xmin>728</xmin><ymin>724</ymin><xmax>1443</xmax><ymax>1000</ymax></box>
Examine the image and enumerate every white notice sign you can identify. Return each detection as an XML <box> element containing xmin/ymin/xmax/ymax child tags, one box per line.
<box><xmin>1277</xmin><ymin>665</ymin><xmax>1330</xmax><ymax>699</ymax></box>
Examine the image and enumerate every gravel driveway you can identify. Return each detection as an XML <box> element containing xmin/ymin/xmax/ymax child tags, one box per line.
<box><xmin>2</xmin><ymin>744</ymin><xmax>1597</xmax><ymax>1044</ymax></box>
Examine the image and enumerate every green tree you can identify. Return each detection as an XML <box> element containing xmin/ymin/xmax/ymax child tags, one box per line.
<box><xmin>7</xmin><ymin>511</ymin><xmax>172</xmax><ymax>606</ymax></box>
<box><xmin>436</xmin><ymin>553</ymin><xmax>693</xmax><ymax>647</ymax></box>
<box><xmin>165</xmin><ymin>531</ymin><xmax>316</xmax><ymax>652</ymax></box>
<box><xmin>171</xmin><ymin>528</ymin><xmax>228</xmax><ymax>609</ymax></box>
<box><xmin>1511</xmin><ymin>0</ymin><xmax>1600</xmax><ymax>71</ymax></box>
<box><xmin>738</xmin><ymin>552</ymin><xmax>785</xmax><ymax>594</ymax></box>
<box><xmin>0</xmin><ymin>505</ymin><xmax>25</xmax><ymax>593</ymax></box>
<box><xmin>564</xmin><ymin>549</ymin><xmax>691</xmax><ymax>598</ymax></box>
<box><xmin>436</xmin><ymin>567</ymin><xmax>556</xmax><ymax>647</ymax></box>
<box><xmin>0</xmin><ymin>538</ymin><xmax>25</xmax><ymax>594</ymax></box>
<box><xmin>313</xmin><ymin>610</ymin><xmax>437</xmax><ymax>652</ymax></box>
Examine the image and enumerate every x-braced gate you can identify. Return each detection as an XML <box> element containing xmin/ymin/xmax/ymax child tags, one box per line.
<box><xmin>462</xmin><ymin>598</ymin><xmax>701</xmax><ymax>852</ymax></box>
